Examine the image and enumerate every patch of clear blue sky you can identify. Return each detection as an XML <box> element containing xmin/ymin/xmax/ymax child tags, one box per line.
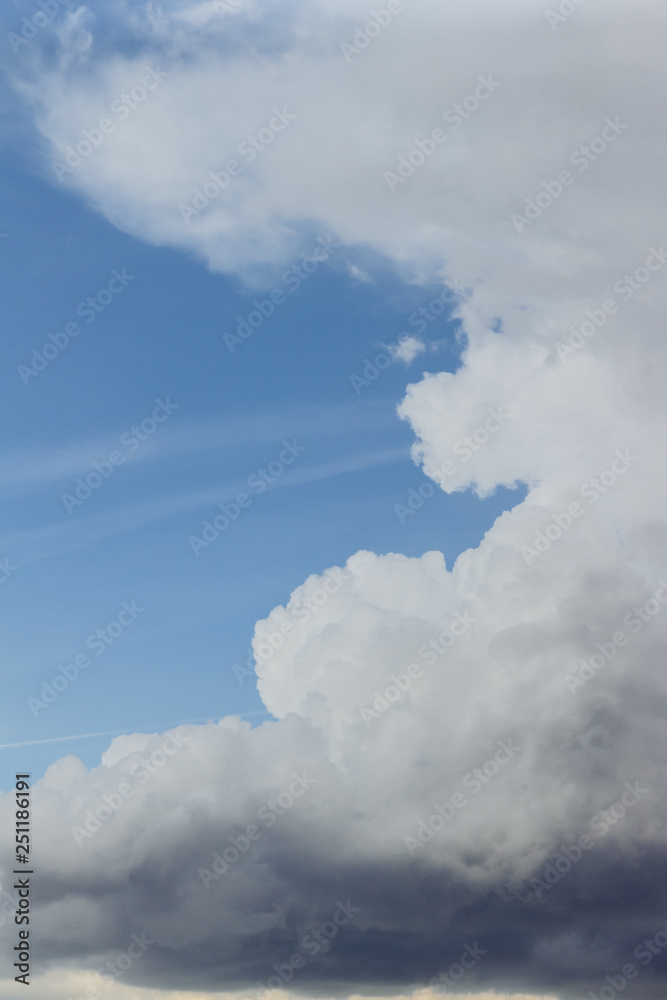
<box><xmin>0</xmin><ymin>154</ymin><xmax>527</xmax><ymax>787</ymax></box>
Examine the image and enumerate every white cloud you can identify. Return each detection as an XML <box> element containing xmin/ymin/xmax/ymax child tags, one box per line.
<box><xmin>388</xmin><ymin>336</ymin><xmax>426</xmax><ymax>365</ymax></box>
<box><xmin>4</xmin><ymin>0</ymin><xmax>667</xmax><ymax>996</ymax></box>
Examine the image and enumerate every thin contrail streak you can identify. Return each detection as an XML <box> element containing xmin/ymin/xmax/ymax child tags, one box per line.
<box><xmin>0</xmin><ymin>712</ymin><xmax>272</xmax><ymax>749</ymax></box>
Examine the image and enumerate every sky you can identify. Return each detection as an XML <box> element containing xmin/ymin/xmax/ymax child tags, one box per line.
<box><xmin>0</xmin><ymin>157</ymin><xmax>523</xmax><ymax>780</ymax></box>
<box><xmin>0</xmin><ymin>1</ymin><xmax>666</xmax><ymax>1000</ymax></box>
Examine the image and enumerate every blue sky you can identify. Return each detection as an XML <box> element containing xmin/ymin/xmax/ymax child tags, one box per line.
<box><xmin>0</xmin><ymin>159</ymin><xmax>523</xmax><ymax>785</ymax></box>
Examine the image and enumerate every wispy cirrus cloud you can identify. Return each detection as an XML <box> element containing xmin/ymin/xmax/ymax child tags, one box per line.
<box><xmin>0</xmin><ymin>444</ymin><xmax>410</xmax><ymax>563</ymax></box>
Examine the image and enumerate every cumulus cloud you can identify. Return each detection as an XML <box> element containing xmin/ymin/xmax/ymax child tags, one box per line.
<box><xmin>3</xmin><ymin>1</ymin><xmax>667</xmax><ymax>998</ymax></box>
